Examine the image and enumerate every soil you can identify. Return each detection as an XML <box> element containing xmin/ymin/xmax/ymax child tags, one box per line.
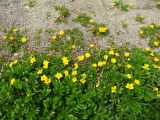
<box><xmin>0</xmin><ymin>0</ymin><xmax>160</xmax><ymax>52</ymax></box>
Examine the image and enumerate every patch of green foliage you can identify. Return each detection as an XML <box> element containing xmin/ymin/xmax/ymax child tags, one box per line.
<box><xmin>50</xmin><ymin>28</ymin><xmax>85</xmax><ymax>56</ymax></box>
<box><xmin>53</xmin><ymin>5</ymin><xmax>70</xmax><ymax>24</ymax></box>
<box><xmin>45</xmin><ymin>28</ymin><xmax>54</xmax><ymax>34</ymax></box>
<box><xmin>2</xmin><ymin>28</ymin><xmax>28</xmax><ymax>53</ymax></box>
<box><xmin>156</xmin><ymin>0</ymin><xmax>160</xmax><ymax>9</ymax></box>
<box><xmin>113</xmin><ymin>0</ymin><xmax>129</xmax><ymax>12</ymax></box>
<box><xmin>73</xmin><ymin>13</ymin><xmax>92</xmax><ymax>27</ymax></box>
<box><xmin>139</xmin><ymin>23</ymin><xmax>160</xmax><ymax>48</ymax></box>
<box><xmin>0</xmin><ymin>27</ymin><xmax>160</xmax><ymax>119</ymax></box>
<box><xmin>121</xmin><ymin>21</ymin><xmax>128</xmax><ymax>28</ymax></box>
<box><xmin>27</xmin><ymin>0</ymin><xmax>36</xmax><ymax>8</ymax></box>
<box><xmin>73</xmin><ymin>13</ymin><xmax>109</xmax><ymax>37</ymax></box>
<box><xmin>135</xmin><ymin>15</ymin><xmax>145</xmax><ymax>24</ymax></box>
<box><xmin>0</xmin><ymin>4</ymin><xmax>160</xmax><ymax>120</ymax></box>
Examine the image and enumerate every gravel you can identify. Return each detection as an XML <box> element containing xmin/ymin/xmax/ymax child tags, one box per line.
<box><xmin>0</xmin><ymin>0</ymin><xmax>160</xmax><ymax>52</ymax></box>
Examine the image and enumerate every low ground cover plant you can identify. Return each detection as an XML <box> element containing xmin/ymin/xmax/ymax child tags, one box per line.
<box><xmin>156</xmin><ymin>0</ymin><xmax>160</xmax><ymax>9</ymax></box>
<box><xmin>27</xmin><ymin>0</ymin><xmax>36</xmax><ymax>8</ymax></box>
<box><xmin>139</xmin><ymin>23</ymin><xmax>160</xmax><ymax>48</ymax></box>
<box><xmin>112</xmin><ymin>0</ymin><xmax>133</xmax><ymax>12</ymax></box>
<box><xmin>53</xmin><ymin>5</ymin><xmax>70</xmax><ymax>24</ymax></box>
<box><xmin>50</xmin><ymin>28</ymin><xmax>85</xmax><ymax>55</ymax></box>
<box><xmin>0</xmin><ymin>3</ymin><xmax>160</xmax><ymax>120</ymax></box>
<box><xmin>73</xmin><ymin>13</ymin><xmax>109</xmax><ymax>37</ymax></box>
<box><xmin>135</xmin><ymin>15</ymin><xmax>145</xmax><ymax>24</ymax></box>
<box><xmin>2</xmin><ymin>28</ymin><xmax>28</xmax><ymax>53</ymax></box>
<box><xmin>0</xmin><ymin>27</ymin><xmax>160</xmax><ymax>119</ymax></box>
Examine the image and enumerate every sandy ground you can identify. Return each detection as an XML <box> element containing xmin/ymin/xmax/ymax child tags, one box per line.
<box><xmin>0</xmin><ymin>0</ymin><xmax>160</xmax><ymax>52</ymax></box>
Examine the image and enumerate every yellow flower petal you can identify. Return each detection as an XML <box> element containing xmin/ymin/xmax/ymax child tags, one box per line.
<box><xmin>21</xmin><ymin>37</ymin><xmax>27</xmax><ymax>43</ymax></box>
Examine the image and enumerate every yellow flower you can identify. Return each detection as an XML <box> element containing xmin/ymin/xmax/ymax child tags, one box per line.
<box><xmin>126</xmin><ymin>64</ymin><xmax>132</xmax><ymax>69</ymax></box>
<box><xmin>154</xmin><ymin>57</ymin><xmax>159</xmax><ymax>62</ymax></box>
<box><xmin>85</xmin><ymin>52</ymin><xmax>91</xmax><ymax>58</ymax></box>
<box><xmin>13</xmin><ymin>60</ymin><xmax>18</xmax><ymax>64</ymax></box>
<box><xmin>142</xmin><ymin>64</ymin><xmax>149</xmax><ymax>70</ymax></box>
<box><xmin>41</xmin><ymin>75</ymin><xmax>48</xmax><ymax>81</ymax></box>
<box><xmin>72</xmin><ymin>77</ymin><xmax>77</xmax><ymax>82</ymax></box>
<box><xmin>145</xmin><ymin>47</ymin><xmax>150</xmax><ymax>51</ymax></box>
<box><xmin>21</xmin><ymin>37</ymin><xmax>27</xmax><ymax>43</ymax></box>
<box><xmin>13</xmin><ymin>28</ymin><xmax>17</xmax><ymax>32</ymax></box>
<box><xmin>59</xmin><ymin>30</ymin><xmax>64</xmax><ymax>36</ymax></box>
<box><xmin>139</xmin><ymin>30</ymin><xmax>144</xmax><ymax>35</ymax></box>
<box><xmin>99</xmin><ymin>27</ymin><xmax>108</xmax><ymax>33</ymax></box>
<box><xmin>150</xmin><ymin>24</ymin><xmax>154</xmax><ymax>29</ymax></box>
<box><xmin>78</xmin><ymin>55</ymin><xmax>85</xmax><ymax>61</ymax></box>
<box><xmin>128</xmin><ymin>2</ymin><xmax>133</xmax><ymax>7</ymax></box>
<box><xmin>134</xmin><ymin>79</ymin><xmax>140</xmax><ymax>85</ymax></box>
<box><xmin>9</xmin><ymin>60</ymin><xmax>17</xmax><ymax>68</ymax></box>
<box><xmin>89</xmin><ymin>19</ymin><xmax>94</xmax><ymax>23</ymax></box>
<box><xmin>10</xmin><ymin>36</ymin><xmax>14</xmax><ymax>40</ymax></box>
<box><xmin>30</xmin><ymin>57</ymin><xmax>36</xmax><ymax>64</ymax></box>
<box><xmin>154</xmin><ymin>41</ymin><xmax>159</xmax><ymax>46</ymax></box>
<box><xmin>72</xmin><ymin>70</ymin><xmax>77</xmax><ymax>76</ymax></box>
<box><xmin>64</xmin><ymin>70</ymin><xmax>69</xmax><ymax>76</ymax></box>
<box><xmin>92</xmin><ymin>63</ymin><xmax>97</xmax><ymax>68</ymax></box>
<box><xmin>111</xmin><ymin>58</ymin><xmax>116</xmax><ymax>64</ymax></box>
<box><xmin>44</xmin><ymin>78</ymin><xmax>51</xmax><ymax>85</ymax></box>
<box><xmin>109</xmin><ymin>50</ymin><xmax>114</xmax><ymax>55</ymax></box>
<box><xmin>111</xmin><ymin>86</ymin><xmax>117</xmax><ymax>93</ymax></box>
<box><xmin>74</xmin><ymin>63</ymin><xmax>78</xmax><ymax>69</ymax></box>
<box><xmin>98</xmin><ymin>61</ymin><xmax>104</xmax><ymax>67</ymax></box>
<box><xmin>71</xmin><ymin>44</ymin><xmax>76</xmax><ymax>49</ymax></box>
<box><xmin>52</xmin><ymin>35</ymin><xmax>57</xmax><ymax>40</ymax></box>
<box><xmin>102</xmin><ymin>61</ymin><xmax>106</xmax><ymax>65</ymax></box>
<box><xmin>103</xmin><ymin>55</ymin><xmax>108</xmax><ymax>60</ymax></box>
<box><xmin>55</xmin><ymin>73</ymin><xmax>63</xmax><ymax>80</ymax></box>
<box><xmin>153</xmin><ymin>64</ymin><xmax>158</xmax><ymax>69</ymax></box>
<box><xmin>153</xmin><ymin>87</ymin><xmax>159</xmax><ymax>92</ymax></box>
<box><xmin>89</xmin><ymin>44</ymin><xmax>94</xmax><ymax>48</ymax></box>
<box><xmin>80</xmin><ymin>78</ymin><xmax>86</xmax><ymax>84</ymax></box>
<box><xmin>81</xmin><ymin>73</ymin><xmax>86</xmax><ymax>79</ymax></box>
<box><xmin>126</xmin><ymin>74</ymin><xmax>132</xmax><ymax>79</ymax></box>
<box><xmin>127</xmin><ymin>58</ymin><xmax>131</xmax><ymax>61</ymax></box>
<box><xmin>10</xmin><ymin>78</ymin><xmax>15</xmax><ymax>85</ymax></box>
<box><xmin>157</xmin><ymin>93</ymin><xmax>160</xmax><ymax>97</ymax></box>
<box><xmin>62</xmin><ymin>57</ymin><xmax>69</xmax><ymax>65</ymax></box>
<box><xmin>9</xmin><ymin>62</ymin><xmax>13</xmax><ymax>68</ymax></box>
<box><xmin>111</xmin><ymin>2</ymin><xmax>116</xmax><ymax>6</ymax></box>
<box><xmin>125</xmin><ymin>83</ymin><xmax>134</xmax><ymax>89</ymax></box>
<box><xmin>43</xmin><ymin>65</ymin><xmax>48</xmax><ymax>69</ymax></box>
<box><xmin>43</xmin><ymin>60</ymin><xmax>49</xmax><ymax>69</ymax></box>
<box><xmin>40</xmin><ymin>75</ymin><xmax>51</xmax><ymax>85</ymax></box>
<box><xmin>37</xmin><ymin>69</ymin><xmax>43</xmax><ymax>75</ymax></box>
<box><xmin>124</xmin><ymin>52</ymin><xmax>130</xmax><ymax>57</ymax></box>
<box><xmin>150</xmin><ymin>52</ymin><xmax>154</xmax><ymax>56</ymax></box>
<box><xmin>115</xmin><ymin>52</ymin><xmax>119</xmax><ymax>57</ymax></box>
<box><xmin>98</xmin><ymin>61</ymin><xmax>106</xmax><ymax>66</ymax></box>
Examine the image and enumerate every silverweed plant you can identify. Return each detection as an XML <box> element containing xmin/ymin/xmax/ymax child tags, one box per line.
<box><xmin>27</xmin><ymin>0</ymin><xmax>36</xmax><ymax>8</ymax></box>
<box><xmin>111</xmin><ymin>0</ymin><xmax>134</xmax><ymax>12</ymax></box>
<box><xmin>0</xmin><ymin>4</ymin><xmax>160</xmax><ymax>119</ymax></box>
<box><xmin>2</xmin><ymin>28</ymin><xmax>28</xmax><ymax>53</ymax></box>
<box><xmin>73</xmin><ymin>13</ymin><xmax>109</xmax><ymax>37</ymax></box>
<box><xmin>135</xmin><ymin>15</ymin><xmax>145</xmax><ymax>24</ymax></box>
<box><xmin>0</xmin><ymin>27</ymin><xmax>160</xmax><ymax>120</ymax></box>
<box><xmin>53</xmin><ymin>5</ymin><xmax>70</xmax><ymax>24</ymax></box>
<box><xmin>139</xmin><ymin>23</ymin><xmax>160</xmax><ymax>48</ymax></box>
